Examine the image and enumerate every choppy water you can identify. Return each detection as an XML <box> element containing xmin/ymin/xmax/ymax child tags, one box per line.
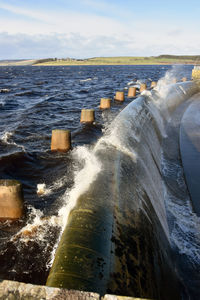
<box><xmin>0</xmin><ymin>64</ymin><xmax>199</xmax><ymax>299</ymax></box>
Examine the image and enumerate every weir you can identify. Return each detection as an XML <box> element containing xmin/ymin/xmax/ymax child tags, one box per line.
<box><xmin>46</xmin><ymin>80</ymin><xmax>200</xmax><ymax>299</ymax></box>
<box><xmin>180</xmin><ymin>100</ymin><xmax>200</xmax><ymax>216</ymax></box>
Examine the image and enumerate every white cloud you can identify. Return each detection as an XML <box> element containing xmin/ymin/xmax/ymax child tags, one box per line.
<box><xmin>0</xmin><ymin>31</ymin><xmax>200</xmax><ymax>60</ymax></box>
<box><xmin>0</xmin><ymin>1</ymin><xmax>200</xmax><ymax>58</ymax></box>
<box><xmin>0</xmin><ymin>2</ymin><xmax>128</xmax><ymax>36</ymax></box>
<box><xmin>0</xmin><ymin>3</ymin><xmax>47</xmax><ymax>21</ymax></box>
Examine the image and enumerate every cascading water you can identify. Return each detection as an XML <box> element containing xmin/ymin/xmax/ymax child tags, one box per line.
<box><xmin>46</xmin><ymin>71</ymin><xmax>200</xmax><ymax>299</ymax></box>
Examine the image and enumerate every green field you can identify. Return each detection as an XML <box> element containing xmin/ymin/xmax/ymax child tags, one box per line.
<box><xmin>34</xmin><ymin>55</ymin><xmax>200</xmax><ymax>66</ymax></box>
<box><xmin>1</xmin><ymin>55</ymin><xmax>200</xmax><ymax>66</ymax></box>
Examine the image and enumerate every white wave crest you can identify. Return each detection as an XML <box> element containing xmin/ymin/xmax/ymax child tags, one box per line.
<box><xmin>1</xmin><ymin>131</ymin><xmax>25</xmax><ymax>151</ymax></box>
<box><xmin>1</xmin><ymin>131</ymin><xmax>13</xmax><ymax>143</ymax></box>
<box><xmin>80</xmin><ymin>78</ymin><xmax>92</xmax><ymax>82</ymax></box>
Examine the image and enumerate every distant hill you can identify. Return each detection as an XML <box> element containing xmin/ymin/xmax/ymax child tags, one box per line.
<box><xmin>34</xmin><ymin>55</ymin><xmax>200</xmax><ymax>66</ymax></box>
<box><xmin>0</xmin><ymin>59</ymin><xmax>37</xmax><ymax>66</ymax></box>
<box><xmin>157</xmin><ymin>55</ymin><xmax>200</xmax><ymax>60</ymax></box>
<box><xmin>1</xmin><ymin>55</ymin><xmax>200</xmax><ymax>66</ymax></box>
<box><xmin>0</xmin><ymin>58</ymin><xmax>57</xmax><ymax>66</ymax></box>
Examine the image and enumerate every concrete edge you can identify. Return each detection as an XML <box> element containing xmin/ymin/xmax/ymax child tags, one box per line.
<box><xmin>0</xmin><ymin>280</ymin><xmax>153</xmax><ymax>300</ymax></box>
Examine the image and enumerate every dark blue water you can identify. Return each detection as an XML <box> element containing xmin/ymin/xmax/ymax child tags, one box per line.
<box><xmin>0</xmin><ymin>65</ymin><xmax>195</xmax><ymax>290</ymax></box>
<box><xmin>0</xmin><ymin>65</ymin><xmax>175</xmax><ymax>208</ymax></box>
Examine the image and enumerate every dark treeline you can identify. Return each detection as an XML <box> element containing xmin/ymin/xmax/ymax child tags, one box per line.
<box><xmin>33</xmin><ymin>58</ymin><xmax>57</xmax><ymax>64</ymax></box>
<box><xmin>156</xmin><ymin>55</ymin><xmax>200</xmax><ymax>60</ymax></box>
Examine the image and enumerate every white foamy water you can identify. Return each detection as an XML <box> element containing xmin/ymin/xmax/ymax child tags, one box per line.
<box><xmin>37</xmin><ymin>183</ymin><xmax>52</xmax><ymax>196</ymax></box>
<box><xmin>0</xmin><ymin>88</ymin><xmax>10</xmax><ymax>93</ymax></box>
<box><xmin>168</xmin><ymin>197</ymin><xmax>200</xmax><ymax>263</ymax></box>
<box><xmin>0</xmin><ymin>99</ymin><xmax>6</xmax><ymax>107</ymax></box>
<box><xmin>79</xmin><ymin>78</ymin><xmax>93</xmax><ymax>82</ymax></box>
<box><xmin>12</xmin><ymin>206</ymin><xmax>46</xmax><ymax>243</ymax></box>
<box><xmin>1</xmin><ymin>131</ymin><xmax>13</xmax><ymax>143</ymax></box>
<box><xmin>95</xmin><ymin>122</ymin><xmax>138</xmax><ymax>162</ymax></box>
<box><xmin>1</xmin><ymin>131</ymin><xmax>25</xmax><ymax>152</ymax></box>
<box><xmin>162</xmin><ymin>156</ymin><xmax>200</xmax><ymax>263</ymax></box>
<box><xmin>47</xmin><ymin>145</ymin><xmax>102</xmax><ymax>267</ymax></box>
<box><xmin>58</xmin><ymin>145</ymin><xmax>102</xmax><ymax>228</ymax></box>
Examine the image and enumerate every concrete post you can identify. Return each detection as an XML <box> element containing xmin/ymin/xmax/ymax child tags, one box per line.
<box><xmin>140</xmin><ymin>83</ymin><xmax>147</xmax><ymax>93</ymax></box>
<box><xmin>115</xmin><ymin>91</ymin><xmax>124</xmax><ymax>102</ymax></box>
<box><xmin>51</xmin><ymin>129</ymin><xmax>71</xmax><ymax>152</ymax></box>
<box><xmin>80</xmin><ymin>109</ymin><xmax>95</xmax><ymax>123</ymax></box>
<box><xmin>100</xmin><ymin>98</ymin><xmax>111</xmax><ymax>109</ymax></box>
<box><xmin>151</xmin><ymin>81</ymin><xmax>157</xmax><ymax>88</ymax></box>
<box><xmin>0</xmin><ymin>179</ymin><xmax>24</xmax><ymax>220</ymax></box>
<box><xmin>127</xmin><ymin>87</ymin><xmax>136</xmax><ymax>98</ymax></box>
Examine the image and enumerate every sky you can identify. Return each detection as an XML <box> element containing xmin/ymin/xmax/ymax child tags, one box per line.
<box><xmin>0</xmin><ymin>0</ymin><xmax>200</xmax><ymax>59</ymax></box>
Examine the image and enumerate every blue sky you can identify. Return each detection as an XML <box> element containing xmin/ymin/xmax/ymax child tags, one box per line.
<box><xmin>0</xmin><ymin>0</ymin><xmax>200</xmax><ymax>59</ymax></box>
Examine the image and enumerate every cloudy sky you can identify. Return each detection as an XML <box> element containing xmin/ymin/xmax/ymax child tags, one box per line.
<box><xmin>0</xmin><ymin>0</ymin><xmax>200</xmax><ymax>59</ymax></box>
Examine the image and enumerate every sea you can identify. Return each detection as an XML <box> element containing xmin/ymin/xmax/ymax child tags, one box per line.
<box><xmin>0</xmin><ymin>64</ymin><xmax>199</xmax><ymax>299</ymax></box>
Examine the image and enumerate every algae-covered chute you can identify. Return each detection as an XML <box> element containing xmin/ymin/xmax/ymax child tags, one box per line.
<box><xmin>46</xmin><ymin>80</ymin><xmax>200</xmax><ymax>299</ymax></box>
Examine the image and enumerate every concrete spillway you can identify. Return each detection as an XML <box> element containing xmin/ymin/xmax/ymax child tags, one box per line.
<box><xmin>180</xmin><ymin>100</ymin><xmax>200</xmax><ymax>216</ymax></box>
<box><xmin>46</xmin><ymin>80</ymin><xmax>200</xmax><ymax>299</ymax></box>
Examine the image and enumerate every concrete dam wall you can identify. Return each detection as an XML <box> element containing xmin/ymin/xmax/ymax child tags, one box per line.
<box><xmin>46</xmin><ymin>79</ymin><xmax>200</xmax><ymax>299</ymax></box>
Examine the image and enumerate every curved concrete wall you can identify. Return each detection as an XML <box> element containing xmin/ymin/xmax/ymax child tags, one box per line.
<box><xmin>47</xmin><ymin>81</ymin><xmax>200</xmax><ymax>300</ymax></box>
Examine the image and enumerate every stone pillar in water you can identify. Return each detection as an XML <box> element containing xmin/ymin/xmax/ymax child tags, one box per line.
<box><xmin>192</xmin><ymin>66</ymin><xmax>200</xmax><ymax>80</ymax></box>
<box><xmin>100</xmin><ymin>98</ymin><xmax>111</xmax><ymax>109</ymax></box>
<box><xmin>151</xmin><ymin>81</ymin><xmax>157</xmax><ymax>88</ymax></box>
<box><xmin>140</xmin><ymin>83</ymin><xmax>147</xmax><ymax>92</ymax></box>
<box><xmin>80</xmin><ymin>109</ymin><xmax>95</xmax><ymax>123</ymax></box>
<box><xmin>0</xmin><ymin>179</ymin><xmax>24</xmax><ymax>220</ymax></box>
<box><xmin>127</xmin><ymin>87</ymin><xmax>136</xmax><ymax>98</ymax></box>
<box><xmin>51</xmin><ymin>129</ymin><xmax>71</xmax><ymax>152</ymax></box>
<box><xmin>114</xmin><ymin>91</ymin><xmax>124</xmax><ymax>102</ymax></box>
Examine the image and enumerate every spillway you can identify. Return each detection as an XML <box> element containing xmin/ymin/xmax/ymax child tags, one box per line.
<box><xmin>46</xmin><ymin>79</ymin><xmax>200</xmax><ymax>300</ymax></box>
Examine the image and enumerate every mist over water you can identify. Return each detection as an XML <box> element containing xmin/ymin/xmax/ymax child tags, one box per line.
<box><xmin>0</xmin><ymin>64</ymin><xmax>199</xmax><ymax>299</ymax></box>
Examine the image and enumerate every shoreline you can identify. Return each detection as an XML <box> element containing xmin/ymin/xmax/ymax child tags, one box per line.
<box><xmin>34</xmin><ymin>63</ymin><xmax>194</xmax><ymax>66</ymax></box>
<box><xmin>0</xmin><ymin>55</ymin><xmax>198</xmax><ymax>67</ymax></box>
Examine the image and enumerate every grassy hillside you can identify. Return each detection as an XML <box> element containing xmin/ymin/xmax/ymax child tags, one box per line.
<box><xmin>1</xmin><ymin>55</ymin><xmax>200</xmax><ymax>66</ymax></box>
<box><xmin>34</xmin><ymin>55</ymin><xmax>200</xmax><ymax>66</ymax></box>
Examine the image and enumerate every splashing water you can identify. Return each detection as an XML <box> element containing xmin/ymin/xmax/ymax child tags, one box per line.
<box><xmin>48</xmin><ymin>145</ymin><xmax>102</xmax><ymax>267</ymax></box>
